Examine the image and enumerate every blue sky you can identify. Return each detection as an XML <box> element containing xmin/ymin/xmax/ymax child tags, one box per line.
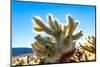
<box><xmin>12</xmin><ymin>0</ymin><xmax>96</xmax><ymax>48</ymax></box>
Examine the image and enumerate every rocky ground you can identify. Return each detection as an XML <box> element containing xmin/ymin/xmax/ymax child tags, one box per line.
<box><xmin>12</xmin><ymin>49</ymin><xmax>95</xmax><ymax>66</ymax></box>
<box><xmin>12</xmin><ymin>54</ymin><xmax>41</xmax><ymax>66</ymax></box>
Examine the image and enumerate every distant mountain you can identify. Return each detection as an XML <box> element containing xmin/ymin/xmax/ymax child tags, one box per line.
<box><xmin>12</xmin><ymin>48</ymin><xmax>33</xmax><ymax>56</ymax></box>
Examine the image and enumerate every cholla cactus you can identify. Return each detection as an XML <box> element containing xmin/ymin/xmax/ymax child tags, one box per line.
<box><xmin>79</xmin><ymin>36</ymin><xmax>96</xmax><ymax>53</ymax></box>
<box><xmin>32</xmin><ymin>14</ymin><xmax>83</xmax><ymax>63</ymax></box>
<box><xmin>78</xmin><ymin>36</ymin><xmax>96</xmax><ymax>61</ymax></box>
<box><xmin>62</xmin><ymin>36</ymin><xmax>96</xmax><ymax>62</ymax></box>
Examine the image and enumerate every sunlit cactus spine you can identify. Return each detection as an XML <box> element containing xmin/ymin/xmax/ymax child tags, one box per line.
<box><xmin>31</xmin><ymin>13</ymin><xmax>83</xmax><ymax>63</ymax></box>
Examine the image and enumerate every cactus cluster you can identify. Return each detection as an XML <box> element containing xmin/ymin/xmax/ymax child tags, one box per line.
<box><xmin>79</xmin><ymin>36</ymin><xmax>96</xmax><ymax>53</ymax></box>
<box><xmin>31</xmin><ymin>14</ymin><xmax>83</xmax><ymax>63</ymax></box>
<box><xmin>58</xmin><ymin>36</ymin><xmax>96</xmax><ymax>62</ymax></box>
<box><xmin>78</xmin><ymin>36</ymin><xmax>96</xmax><ymax>61</ymax></box>
<box><xmin>11</xmin><ymin>14</ymin><xmax>96</xmax><ymax>66</ymax></box>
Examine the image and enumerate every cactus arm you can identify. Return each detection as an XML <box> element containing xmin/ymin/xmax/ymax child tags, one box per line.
<box><xmin>63</xmin><ymin>25</ymin><xmax>68</xmax><ymax>35</ymax></box>
<box><xmin>34</xmin><ymin>27</ymin><xmax>44</xmax><ymax>32</ymax></box>
<box><xmin>31</xmin><ymin>43</ymin><xmax>43</xmax><ymax>52</ymax></box>
<box><xmin>73</xmin><ymin>21</ymin><xmax>79</xmax><ymax>32</ymax></box>
<box><xmin>59</xmin><ymin>24</ymin><xmax>63</xmax><ymax>31</ymax></box>
<box><xmin>72</xmin><ymin>31</ymin><xmax>83</xmax><ymax>40</ymax></box>
<box><xmin>33</xmin><ymin>17</ymin><xmax>53</xmax><ymax>35</ymax></box>
<box><xmin>53</xmin><ymin>19</ymin><xmax>62</xmax><ymax>30</ymax></box>
<box><xmin>67</xmin><ymin>16</ymin><xmax>75</xmax><ymax>35</ymax></box>
<box><xmin>48</xmin><ymin>15</ymin><xmax>57</xmax><ymax>29</ymax></box>
<box><xmin>67</xmin><ymin>16</ymin><xmax>79</xmax><ymax>35</ymax></box>
<box><xmin>31</xmin><ymin>43</ymin><xmax>43</xmax><ymax>57</ymax></box>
